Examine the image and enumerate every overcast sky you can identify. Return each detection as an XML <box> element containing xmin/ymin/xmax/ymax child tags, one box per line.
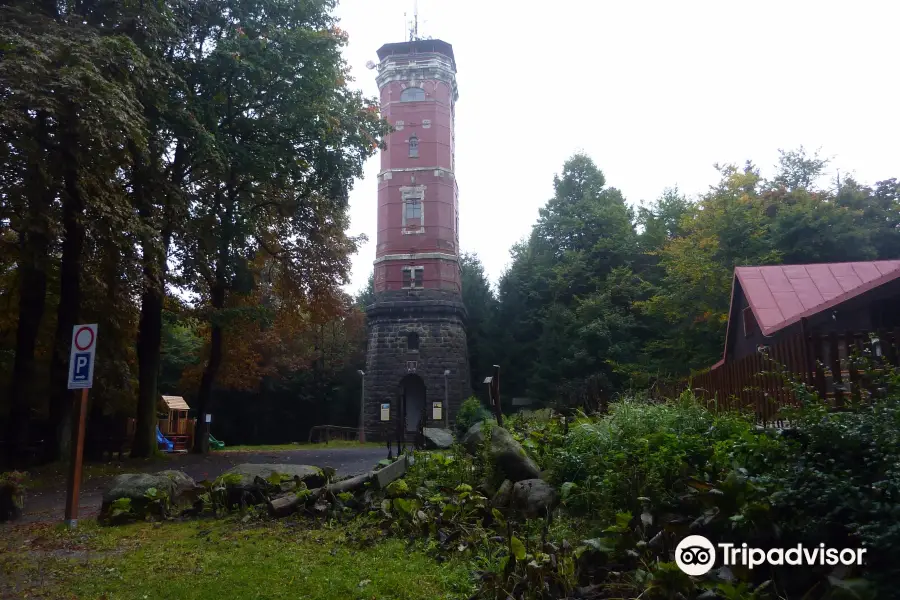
<box><xmin>334</xmin><ymin>0</ymin><xmax>900</xmax><ymax>295</ymax></box>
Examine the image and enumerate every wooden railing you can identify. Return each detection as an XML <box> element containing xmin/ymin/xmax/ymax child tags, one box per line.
<box><xmin>685</xmin><ymin>327</ymin><xmax>900</xmax><ymax>423</ymax></box>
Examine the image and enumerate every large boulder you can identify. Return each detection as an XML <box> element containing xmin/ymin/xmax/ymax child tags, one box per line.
<box><xmin>422</xmin><ymin>428</ymin><xmax>454</xmax><ymax>450</ymax></box>
<box><xmin>100</xmin><ymin>470</ymin><xmax>201</xmax><ymax>519</ymax></box>
<box><xmin>511</xmin><ymin>479</ymin><xmax>558</xmax><ymax>519</ymax></box>
<box><xmin>214</xmin><ymin>464</ymin><xmax>326</xmax><ymax>507</ymax></box>
<box><xmin>461</xmin><ymin>421</ymin><xmax>541</xmax><ymax>482</ymax></box>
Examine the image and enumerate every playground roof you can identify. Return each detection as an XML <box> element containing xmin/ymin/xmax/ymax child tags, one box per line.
<box><xmin>161</xmin><ymin>395</ymin><xmax>190</xmax><ymax>411</ymax></box>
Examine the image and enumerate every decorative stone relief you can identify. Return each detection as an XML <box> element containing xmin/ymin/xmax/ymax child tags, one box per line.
<box><xmin>395</xmin><ymin>120</ymin><xmax>405</xmax><ymax>130</ymax></box>
<box><xmin>422</xmin><ymin>119</ymin><xmax>431</xmax><ymax>129</ymax></box>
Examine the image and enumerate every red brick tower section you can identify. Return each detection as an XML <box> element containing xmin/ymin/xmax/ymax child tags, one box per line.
<box><xmin>373</xmin><ymin>39</ymin><xmax>459</xmax><ymax>292</ymax></box>
<box><xmin>364</xmin><ymin>39</ymin><xmax>471</xmax><ymax>442</ymax></box>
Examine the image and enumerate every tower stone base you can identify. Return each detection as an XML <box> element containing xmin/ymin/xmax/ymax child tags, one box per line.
<box><xmin>364</xmin><ymin>289</ymin><xmax>471</xmax><ymax>442</ymax></box>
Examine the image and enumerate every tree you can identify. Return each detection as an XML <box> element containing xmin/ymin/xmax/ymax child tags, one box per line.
<box><xmin>355</xmin><ymin>272</ymin><xmax>375</xmax><ymax>309</ymax></box>
<box><xmin>1</xmin><ymin>1</ymin><xmax>152</xmax><ymax>459</ymax></box>
<box><xmin>459</xmin><ymin>253</ymin><xmax>497</xmax><ymax>390</ymax></box>
<box><xmin>172</xmin><ymin>0</ymin><xmax>387</xmax><ymax>453</ymax></box>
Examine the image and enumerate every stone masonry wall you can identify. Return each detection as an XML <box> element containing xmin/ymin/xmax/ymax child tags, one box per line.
<box><xmin>363</xmin><ymin>290</ymin><xmax>472</xmax><ymax>441</ymax></box>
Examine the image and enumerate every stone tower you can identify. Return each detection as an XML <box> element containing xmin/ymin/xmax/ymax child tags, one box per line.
<box><xmin>363</xmin><ymin>38</ymin><xmax>471</xmax><ymax>441</ymax></box>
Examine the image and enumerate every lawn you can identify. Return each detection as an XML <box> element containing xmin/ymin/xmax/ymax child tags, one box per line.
<box><xmin>0</xmin><ymin>518</ymin><xmax>475</xmax><ymax>600</ymax></box>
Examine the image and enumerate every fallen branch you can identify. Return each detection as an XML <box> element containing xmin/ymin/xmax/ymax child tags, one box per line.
<box><xmin>268</xmin><ymin>456</ymin><xmax>407</xmax><ymax>518</ymax></box>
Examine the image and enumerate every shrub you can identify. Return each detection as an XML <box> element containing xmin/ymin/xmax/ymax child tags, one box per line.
<box><xmin>0</xmin><ymin>471</ymin><xmax>27</xmax><ymax>522</ymax></box>
<box><xmin>455</xmin><ymin>396</ymin><xmax>492</xmax><ymax>437</ymax></box>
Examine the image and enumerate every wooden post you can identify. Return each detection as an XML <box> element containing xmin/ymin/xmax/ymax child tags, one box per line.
<box><xmin>358</xmin><ymin>372</ymin><xmax>366</xmax><ymax>443</ymax></box>
<box><xmin>64</xmin><ymin>388</ymin><xmax>89</xmax><ymax>527</ymax></box>
<box><xmin>490</xmin><ymin>365</ymin><xmax>502</xmax><ymax>427</ymax></box>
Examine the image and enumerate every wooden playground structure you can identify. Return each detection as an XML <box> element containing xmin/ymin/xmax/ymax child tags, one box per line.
<box><xmin>158</xmin><ymin>395</ymin><xmax>195</xmax><ymax>451</ymax></box>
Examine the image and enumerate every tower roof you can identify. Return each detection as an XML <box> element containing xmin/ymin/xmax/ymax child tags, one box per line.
<box><xmin>377</xmin><ymin>39</ymin><xmax>455</xmax><ymax>66</ymax></box>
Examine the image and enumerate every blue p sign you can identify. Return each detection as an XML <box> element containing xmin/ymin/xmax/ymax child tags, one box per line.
<box><xmin>72</xmin><ymin>353</ymin><xmax>91</xmax><ymax>382</ymax></box>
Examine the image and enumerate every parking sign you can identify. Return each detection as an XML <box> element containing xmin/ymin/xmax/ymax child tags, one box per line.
<box><xmin>68</xmin><ymin>324</ymin><xmax>98</xmax><ymax>389</ymax></box>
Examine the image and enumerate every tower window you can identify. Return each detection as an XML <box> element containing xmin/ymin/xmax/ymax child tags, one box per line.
<box><xmin>407</xmin><ymin>332</ymin><xmax>419</xmax><ymax>351</ymax></box>
<box><xmin>402</xmin><ymin>266</ymin><xmax>424</xmax><ymax>289</ymax></box>
<box><xmin>408</xmin><ymin>136</ymin><xmax>419</xmax><ymax>158</ymax></box>
<box><xmin>405</xmin><ymin>198</ymin><xmax>421</xmax><ymax>220</ymax></box>
<box><xmin>400</xmin><ymin>87</ymin><xmax>425</xmax><ymax>102</ymax></box>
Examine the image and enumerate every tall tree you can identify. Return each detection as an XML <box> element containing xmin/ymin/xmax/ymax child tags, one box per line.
<box><xmin>459</xmin><ymin>253</ymin><xmax>497</xmax><ymax>390</ymax></box>
<box><xmin>175</xmin><ymin>0</ymin><xmax>386</xmax><ymax>453</ymax></box>
<box><xmin>1</xmin><ymin>1</ymin><xmax>150</xmax><ymax>459</ymax></box>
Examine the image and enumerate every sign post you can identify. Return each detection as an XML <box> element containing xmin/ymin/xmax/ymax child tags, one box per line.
<box><xmin>65</xmin><ymin>324</ymin><xmax>98</xmax><ymax>528</ymax></box>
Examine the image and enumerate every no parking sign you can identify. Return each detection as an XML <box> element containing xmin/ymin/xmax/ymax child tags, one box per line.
<box><xmin>68</xmin><ymin>324</ymin><xmax>98</xmax><ymax>389</ymax></box>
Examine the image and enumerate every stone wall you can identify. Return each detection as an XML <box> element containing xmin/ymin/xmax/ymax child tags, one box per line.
<box><xmin>363</xmin><ymin>289</ymin><xmax>472</xmax><ymax>441</ymax></box>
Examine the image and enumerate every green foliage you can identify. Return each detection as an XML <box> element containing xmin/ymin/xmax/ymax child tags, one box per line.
<box><xmin>385</xmin><ymin>479</ymin><xmax>409</xmax><ymax>498</ymax></box>
<box><xmin>455</xmin><ymin>396</ymin><xmax>492</xmax><ymax>437</ymax></box>
<box><xmin>0</xmin><ymin>471</ymin><xmax>27</xmax><ymax>519</ymax></box>
<box><xmin>460</xmin><ymin>253</ymin><xmax>500</xmax><ymax>389</ymax></box>
<box><xmin>491</xmin><ymin>359</ymin><xmax>900</xmax><ymax>598</ymax></box>
<box><xmin>493</xmin><ymin>149</ymin><xmax>900</xmax><ymax>400</ymax></box>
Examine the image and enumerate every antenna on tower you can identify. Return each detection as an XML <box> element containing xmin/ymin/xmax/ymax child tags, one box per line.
<box><xmin>408</xmin><ymin>0</ymin><xmax>419</xmax><ymax>42</ymax></box>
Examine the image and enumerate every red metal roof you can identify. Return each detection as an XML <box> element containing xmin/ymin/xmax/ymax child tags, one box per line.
<box><xmin>736</xmin><ymin>260</ymin><xmax>900</xmax><ymax>336</ymax></box>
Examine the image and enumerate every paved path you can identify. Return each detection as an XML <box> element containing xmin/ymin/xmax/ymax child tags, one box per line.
<box><xmin>20</xmin><ymin>447</ymin><xmax>387</xmax><ymax>523</ymax></box>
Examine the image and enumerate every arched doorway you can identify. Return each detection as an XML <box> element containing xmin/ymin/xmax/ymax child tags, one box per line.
<box><xmin>400</xmin><ymin>374</ymin><xmax>426</xmax><ymax>436</ymax></box>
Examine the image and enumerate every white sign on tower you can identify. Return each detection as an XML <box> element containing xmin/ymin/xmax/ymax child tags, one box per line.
<box><xmin>67</xmin><ymin>324</ymin><xmax>98</xmax><ymax>390</ymax></box>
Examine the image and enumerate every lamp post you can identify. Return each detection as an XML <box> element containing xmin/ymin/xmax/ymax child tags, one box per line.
<box><xmin>443</xmin><ymin>369</ymin><xmax>450</xmax><ymax>429</ymax></box>
<box><xmin>357</xmin><ymin>370</ymin><xmax>366</xmax><ymax>443</ymax></box>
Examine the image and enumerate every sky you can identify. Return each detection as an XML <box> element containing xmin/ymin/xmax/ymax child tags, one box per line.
<box><xmin>333</xmin><ymin>0</ymin><xmax>900</xmax><ymax>295</ymax></box>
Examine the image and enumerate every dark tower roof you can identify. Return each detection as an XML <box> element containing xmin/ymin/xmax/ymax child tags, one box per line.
<box><xmin>376</xmin><ymin>39</ymin><xmax>456</xmax><ymax>67</ymax></box>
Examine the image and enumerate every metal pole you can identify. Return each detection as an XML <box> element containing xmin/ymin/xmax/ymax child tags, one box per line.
<box><xmin>64</xmin><ymin>388</ymin><xmax>89</xmax><ymax>527</ymax></box>
<box><xmin>358</xmin><ymin>370</ymin><xmax>366</xmax><ymax>443</ymax></box>
<box><xmin>443</xmin><ymin>370</ymin><xmax>449</xmax><ymax>429</ymax></box>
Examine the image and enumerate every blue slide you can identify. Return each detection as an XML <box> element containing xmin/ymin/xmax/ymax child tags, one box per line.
<box><xmin>156</xmin><ymin>426</ymin><xmax>174</xmax><ymax>452</ymax></box>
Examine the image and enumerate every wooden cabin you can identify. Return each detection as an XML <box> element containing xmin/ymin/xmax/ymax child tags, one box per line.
<box><xmin>720</xmin><ymin>260</ymin><xmax>900</xmax><ymax>365</ymax></box>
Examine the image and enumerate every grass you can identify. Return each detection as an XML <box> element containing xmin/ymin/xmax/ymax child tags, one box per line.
<box><xmin>0</xmin><ymin>518</ymin><xmax>476</xmax><ymax>600</ymax></box>
<box><xmin>215</xmin><ymin>441</ymin><xmax>384</xmax><ymax>452</ymax></box>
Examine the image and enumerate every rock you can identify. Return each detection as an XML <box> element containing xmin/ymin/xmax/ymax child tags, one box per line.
<box><xmin>492</xmin><ymin>479</ymin><xmax>513</xmax><ymax>508</ymax></box>
<box><xmin>214</xmin><ymin>464</ymin><xmax>325</xmax><ymax>508</ymax></box>
<box><xmin>100</xmin><ymin>470</ymin><xmax>200</xmax><ymax>518</ymax></box>
<box><xmin>511</xmin><ymin>479</ymin><xmax>558</xmax><ymax>519</ymax></box>
<box><xmin>422</xmin><ymin>427</ymin><xmax>454</xmax><ymax>450</ymax></box>
<box><xmin>461</xmin><ymin>421</ymin><xmax>541</xmax><ymax>482</ymax></box>
<box><xmin>156</xmin><ymin>470</ymin><xmax>203</xmax><ymax>506</ymax></box>
<box><xmin>217</xmin><ymin>464</ymin><xmax>325</xmax><ymax>490</ymax></box>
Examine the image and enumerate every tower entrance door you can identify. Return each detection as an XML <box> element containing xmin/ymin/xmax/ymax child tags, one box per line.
<box><xmin>400</xmin><ymin>374</ymin><xmax>426</xmax><ymax>435</ymax></box>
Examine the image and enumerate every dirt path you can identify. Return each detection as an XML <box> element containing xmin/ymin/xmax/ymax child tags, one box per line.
<box><xmin>20</xmin><ymin>446</ymin><xmax>387</xmax><ymax>523</ymax></box>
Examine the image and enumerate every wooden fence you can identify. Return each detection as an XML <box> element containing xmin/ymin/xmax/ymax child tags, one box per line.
<box><xmin>684</xmin><ymin>327</ymin><xmax>900</xmax><ymax>423</ymax></box>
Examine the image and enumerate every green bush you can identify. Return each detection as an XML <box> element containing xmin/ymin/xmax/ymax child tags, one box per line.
<box><xmin>455</xmin><ymin>396</ymin><xmax>492</xmax><ymax>437</ymax></box>
<box><xmin>0</xmin><ymin>471</ymin><xmax>27</xmax><ymax>522</ymax></box>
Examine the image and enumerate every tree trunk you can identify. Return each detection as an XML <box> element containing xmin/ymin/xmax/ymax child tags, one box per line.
<box><xmin>5</xmin><ymin>114</ymin><xmax>53</xmax><ymax>463</ymax></box>
<box><xmin>192</xmin><ymin>281</ymin><xmax>224</xmax><ymax>454</ymax></box>
<box><xmin>132</xmin><ymin>259</ymin><xmax>164</xmax><ymax>458</ymax></box>
<box><xmin>46</xmin><ymin>109</ymin><xmax>87</xmax><ymax>462</ymax></box>
<box><xmin>130</xmin><ymin>141</ymin><xmax>168</xmax><ymax>459</ymax></box>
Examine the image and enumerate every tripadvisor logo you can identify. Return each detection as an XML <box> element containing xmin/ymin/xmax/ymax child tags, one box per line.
<box><xmin>675</xmin><ymin>535</ymin><xmax>866</xmax><ymax>576</ymax></box>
